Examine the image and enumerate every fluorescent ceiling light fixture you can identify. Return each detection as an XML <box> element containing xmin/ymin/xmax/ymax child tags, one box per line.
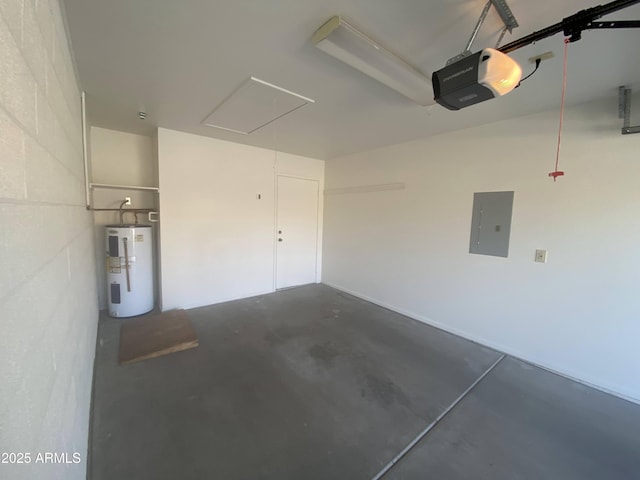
<box><xmin>203</xmin><ymin>77</ymin><xmax>314</xmax><ymax>134</ymax></box>
<box><xmin>312</xmin><ymin>16</ymin><xmax>434</xmax><ymax>106</ymax></box>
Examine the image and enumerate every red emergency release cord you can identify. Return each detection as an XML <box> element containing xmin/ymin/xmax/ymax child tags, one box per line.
<box><xmin>549</xmin><ymin>38</ymin><xmax>570</xmax><ymax>181</ymax></box>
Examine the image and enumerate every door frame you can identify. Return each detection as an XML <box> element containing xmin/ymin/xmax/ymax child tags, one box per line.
<box><xmin>273</xmin><ymin>174</ymin><xmax>321</xmax><ymax>290</ymax></box>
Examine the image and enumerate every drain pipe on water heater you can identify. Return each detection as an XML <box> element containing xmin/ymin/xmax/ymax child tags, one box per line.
<box><xmin>122</xmin><ymin>236</ymin><xmax>131</xmax><ymax>292</ymax></box>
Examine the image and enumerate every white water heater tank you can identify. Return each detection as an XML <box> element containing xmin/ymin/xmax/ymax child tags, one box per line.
<box><xmin>106</xmin><ymin>225</ymin><xmax>154</xmax><ymax>317</ymax></box>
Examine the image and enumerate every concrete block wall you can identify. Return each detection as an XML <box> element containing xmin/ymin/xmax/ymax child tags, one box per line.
<box><xmin>0</xmin><ymin>0</ymin><xmax>98</xmax><ymax>478</ymax></box>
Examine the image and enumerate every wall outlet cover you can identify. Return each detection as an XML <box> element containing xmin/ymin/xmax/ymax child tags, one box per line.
<box><xmin>528</xmin><ymin>51</ymin><xmax>555</xmax><ymax>64</ymax></box>
<box><xmin>535</xmin><ymin>249</ymin><xmax>548</xmax><ymax>263</ymax></box>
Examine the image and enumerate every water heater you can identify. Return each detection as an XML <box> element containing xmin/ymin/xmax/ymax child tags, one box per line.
<box><xmin>106</xmin><ymin>225</ymin><xmax>154</xmax><ymax>317</ymax></box>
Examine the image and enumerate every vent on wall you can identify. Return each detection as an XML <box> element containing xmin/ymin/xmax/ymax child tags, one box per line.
<box><xmin>202</xmin><ymin>77</ymin><xmax>315</xmax><ymax>134</ymax></box>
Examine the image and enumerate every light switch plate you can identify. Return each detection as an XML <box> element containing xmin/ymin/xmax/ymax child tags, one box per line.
<box><xmin>535</xmin><ymin>249</ymin><xmax>548</xmax><ymax>263</ymax></box>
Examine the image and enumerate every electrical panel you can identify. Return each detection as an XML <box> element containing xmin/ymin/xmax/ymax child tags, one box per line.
<box><xmin>469</xmin><ymin>191</ymin><xmax>514</xmax><ymax>258</ymax></box>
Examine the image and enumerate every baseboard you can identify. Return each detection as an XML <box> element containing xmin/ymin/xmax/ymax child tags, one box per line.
<box><xmin>165</xmin><ymin>288</ymin><xmax>276</xmax><ymax>311</ymax></box>
<box><xmin>322</xmin><ymin>281</ymin><xmax>640</xmax><ymax>406</ymax></box>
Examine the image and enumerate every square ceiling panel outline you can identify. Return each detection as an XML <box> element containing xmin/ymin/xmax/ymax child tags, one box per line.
<box><xmin>202</xmin><ymin>76</ymin><xmax>315</xmax><ymax>134</ymax></box>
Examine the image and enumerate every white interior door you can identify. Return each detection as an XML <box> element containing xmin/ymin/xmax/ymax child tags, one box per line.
<box><xmin>276</xmin><ymin>176</ymin><xmax>319</xmax><ymax>289</ymax></box>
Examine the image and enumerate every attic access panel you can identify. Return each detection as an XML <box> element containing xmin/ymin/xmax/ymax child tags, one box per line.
<box><xmin>469</xmin><ymin>191</ymin><xmax>514</xmax><ymax>258</ymax></box>
<box><xmin>202</xmin><ymin>77</ymin><xmax>314</xmax><ymax>134</ymax></box>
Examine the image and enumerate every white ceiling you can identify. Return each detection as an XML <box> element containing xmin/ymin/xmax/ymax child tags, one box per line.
<box><xmin>62</xmin><ymin>0</ymin><xmax>640</xmax><ymax>160</ymax></box>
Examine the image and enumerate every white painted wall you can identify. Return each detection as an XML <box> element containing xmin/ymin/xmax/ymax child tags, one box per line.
<box><xmin>158</xmin><ymin>128</ymin><xmax>324</xmax><ymax>311</ymax></box>
<box><xmin>89</xmin><ymin>127</ymin><xmax>157</xmax><ymax>309</ymax></box>
<box><xmin>90</xmin><ymin>126</ymin><xmax>155</xmax><ymax>187</ymax></box>
<box><xmin>323</xmin><ymin>96</ymin><xmax>640</xmax><ymax>402</ymax></box>
<box><xmin>0</xmin><ymin>1</ymin><xmax>98</xmax><ymax>478</ymax></box>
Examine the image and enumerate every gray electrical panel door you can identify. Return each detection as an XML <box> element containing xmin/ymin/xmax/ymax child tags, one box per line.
<box><xmin>469</xmin><ymin>191</ymin><xmax>514</xmax><ymax>258</ymax></box>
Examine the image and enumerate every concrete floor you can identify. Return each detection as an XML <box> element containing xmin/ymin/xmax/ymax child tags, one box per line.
<box><xmin>90</xmin><ymin>284</ymin><xmax>640</xmax><ymax>479</ymax></box>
